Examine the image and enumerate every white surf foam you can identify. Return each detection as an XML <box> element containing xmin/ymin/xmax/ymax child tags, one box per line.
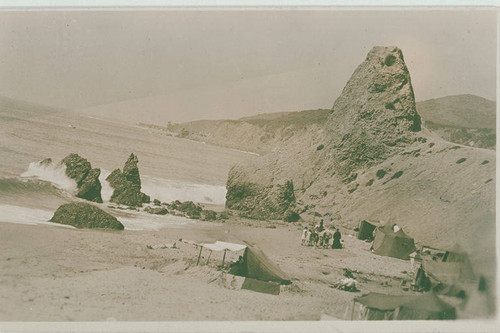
<box><xmin>99</xmin><ymin>169</ymin><xmax>114</xmax><ymax>202</ymax></box>
<box><xmin>21</xmin><ymin>160</ymin><xmax>77</xmax><ymax>193</ymax></box>
<box><xmin>140</xmin><ymin>175</ymin><xmax>227</xmax><ymax>206</ymax></box>
<box><xmin>116</xmin><ymin>210</ymin><xmax>202</xmax><ymax>231</ymax></box>
<box><xmin>0</xmin><ymin>204</ymin><xmax>75</xmax><ymax>229</ymax></box>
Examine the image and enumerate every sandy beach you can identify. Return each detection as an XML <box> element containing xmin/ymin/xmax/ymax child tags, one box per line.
<box><xmin>0</xmin><ymin>218</ymin><xmax>417</xmax><ymax>321</ymax></box>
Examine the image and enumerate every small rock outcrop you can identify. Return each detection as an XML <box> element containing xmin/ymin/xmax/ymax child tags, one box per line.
<box><xmin>144</xmin><ymin>206</ymin><xmax>169</xmax><ymax>215</ymax></box>
<box><xmin>106</xmin><ymin>153</ymin><xmax>150</xmax><ymax>207</ymax></box>
<box><xmin>40</xmin><ymin>158</ymin><xmax>53</xmax><ymax>166</ymax></box>
<box><xmin>50</xmin><ymin>202</ymin><xmax>124</xmax><ymax>230</ymax></box>
<box><xmin>61</xmin><ymin>153</ymin><xmax>103</xmax><ymax>203</ymax></box>
<box><xmin>225</xmin><ymin>178</ymin><xmax>297</xmax><ymax>220</ymax></box>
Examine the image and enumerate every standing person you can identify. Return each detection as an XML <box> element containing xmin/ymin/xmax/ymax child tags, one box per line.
<box><xmin>306</xmin><ymin>228</ymin><xmax>313</xmax><ymax>246</ymax></box>
<box><xmin>332</xmin><ymin>228</ymin><xmax>342</xmax><ymax>249</ymax></box>
<box><xmin>301</xmin><ymin>227</ymin><xmax>308</xmax><ymax>246</ymax></box>
<box><xmin>318</xmin><ymin>219</ymin><xmax>325</xmax><ymax>232</ymax></box>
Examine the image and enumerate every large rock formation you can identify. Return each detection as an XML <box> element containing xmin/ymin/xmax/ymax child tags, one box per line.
<box><xmin>226</xmin><ymin>46</ymin><xmax>420</xmax><ymax>219</ymax></box>
<box><xmin>61</xmin><ymin>153</ymin><xmax>103</xmax><ymax>203</ymax></box>
<box><xmin>106</xmin><ymin>153</ymin><xmax>150</xmax><ymax>207</ymax></box>
<box><xmin>50</xmin><ymin>202</ymin><xmax>124</xmax><ymax>230</ymax></box>
<box><xmin>323</xmin><ymin>46</ymin><xmax>421</xmax><ymax>177</ymax></box>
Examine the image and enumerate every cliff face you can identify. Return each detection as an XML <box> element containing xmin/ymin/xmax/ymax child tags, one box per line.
<box><xmin>225</xmin><ymin>46</ymin><xmax>496</xmax><ymax>277</ymax></box>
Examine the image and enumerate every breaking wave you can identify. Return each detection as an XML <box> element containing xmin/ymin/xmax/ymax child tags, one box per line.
<box><xmin>21</xmin><ymin>159</ymin><xmax>77</xmax><ymax>193</ymax></box>
<box><xmin>140</xmin><ymin>175</ymin><xmax>227</xmax><ymax>206</ymax></box>
<box><xmin>0</xmin><ymin>158</ymin><xmax>225</xmax><ymax>230</ymax></box>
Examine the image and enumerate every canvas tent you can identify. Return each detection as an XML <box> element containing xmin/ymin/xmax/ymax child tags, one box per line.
<box><xmin>197</xmin><ymin>241</ymin><xmax>247</xmax><ymax>266</ymax></box>
<box><xmin>201</xmin><ymin>241</ymin><xmax>247</xmax><ymax>252</ymax></box>
<box><xmin>413</xmin><ymin>244</ymin><xmax>475</xmax><ymax>297</ymax></box>
<box><xmin>357</xmin><ymin>220</ymin><xmax>379</xmax><ymax>240</ymax></box>
<box><xmin>442</xmin><ymin>244</ymin><xmax>475</xmax><ymax>279</ymax></box>
<box><xmin>347</xmin><ymin>293</ymin><xmax>415</xmax><ymax>320</ymax></box>
<box><xmin>347</xmin><ymin>292</ymin><xmax>456</xmax><ymax>320</ymax></box>
<box><xmin>396</xmin><ymin>292</ymin><xmax>456</xmax><ymax>320</ymax></box>
<box><xmin>418</xmin><ymin>257</ymin><xmax>475</xmax><ymax>297</ymax></box>
<box><xmin>372</xmin><ymin>223</ymin><xmax>416</xmax><ymax>260</ymax></box>
<box><xmin>229</xmin><ymin>244</ymin><xmax>291</xmax><ymax>285</ymax></box>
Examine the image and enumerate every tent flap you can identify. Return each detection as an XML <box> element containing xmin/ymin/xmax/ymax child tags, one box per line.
<box><xmin>351</xmin><ymin>292</ymin><xmax>456</xmax><ymax>320</ymax></box>
<box><xmin>229</xmin><ymin>245</ymin><xmax>291</xmax><ymax>285</ymax></box>
<box><xmin>358</xmin><ymin>220</ymin><xmax>378</xmax><ymax>240</ymax></box>
<box><xmin>241</xmin><ymin>277</ymin><xmax>281</xmax><ymax>295</ymax></box>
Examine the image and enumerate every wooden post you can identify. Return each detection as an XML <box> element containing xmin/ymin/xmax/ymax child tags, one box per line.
<box><xmin>196</xmin><ymin>246</ymin><xmax>203</xmax><ymax>266</ymax></box>
<box><xmin>350</xmin><ymin>301</ymin><xmax>355</xmax><ymax>320</ymax></box>
<box><xmin>221</xmin><ymin>249</ymin><xmax>227</xmax><ymax>267</ymax></box>
<box><xmin>206</xmin><ymin>250</ymin><xmax>212</xmax><ymax>264</ymax></box>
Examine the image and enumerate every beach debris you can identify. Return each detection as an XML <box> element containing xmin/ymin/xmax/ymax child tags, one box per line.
<box><xmin>331</xmin><ymin>278</ymin><xmax>358</xmax><ymax>292</ymax></box>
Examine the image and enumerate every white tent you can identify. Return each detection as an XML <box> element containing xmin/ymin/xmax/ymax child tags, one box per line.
<box><xmin>196</xmin><ymin>241</ymin><xmax>247</xmax><ymax>266</ymax></box>
<box><xmin>200</xmin><ymin>241</ymin><xmax>247</xmax><ymax>252</ymax></box>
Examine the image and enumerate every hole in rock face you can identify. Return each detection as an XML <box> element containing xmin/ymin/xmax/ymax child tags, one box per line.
<box><xmin>384</xmin><ymin>54</ymin><xmax>397</xmax><ymax>66</ymax></box>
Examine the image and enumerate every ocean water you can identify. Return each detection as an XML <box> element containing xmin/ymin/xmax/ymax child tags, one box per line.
<box><xmin>0</xmin><ymin>106</ymin><xmax>256</xmax><ymax>230</ymax></box>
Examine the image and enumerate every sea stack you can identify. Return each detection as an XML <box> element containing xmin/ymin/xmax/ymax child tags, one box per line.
<box><xmin>225</xmin><ymin>46</ymin><xmax>421</xmax><ymax>220</ymax></box>
<box><xmin>61</xmin><ymin>153</ymin><xmax>103</xmax><ymax>203</ymax></box>
<box><xmin>106</xmin><ymin>153</ymin><xmax>150</xmax><ymax>207</ymax></box>
<box><xmin>324</xmin><ymin>46</ymin><xmax>421</xmax><ymax>177</ymax></box>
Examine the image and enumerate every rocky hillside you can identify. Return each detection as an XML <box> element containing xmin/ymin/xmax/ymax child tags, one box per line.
<box><xmin>144</xmin><ymin>109</ymin><xmax>330</xmax><ymax>155</ymax></box>
<box><xmin>156</xmin><ymin>94</ymin><xmax>494</xmax><ymax>154</ymax></box>
<box><xmin>416</xmin><ymin>94</ymin><xmax>495</xmax><ymax>149</ymax></box>
<box><xmin>225</xmin><ymin>46</ymin><xmax>495</xmax><ymax>277</ymax></box>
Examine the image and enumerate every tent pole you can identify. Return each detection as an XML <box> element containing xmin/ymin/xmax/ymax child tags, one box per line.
<box><xmin>206</xmin><ymin>250</ymin><xmax>212</xmax><ymax>264</ymax></box>
<box><xmin>196</xmin><ymin>246</ymin><xmax>203</xmax><ymax>266</ymax></box>
<box><xmin>221</xmin><ymin>249</ymin><xmax>227</xmax><ymax>267</ymax></box>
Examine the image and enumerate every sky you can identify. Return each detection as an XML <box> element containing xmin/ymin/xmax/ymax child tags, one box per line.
<box><xmin>0</xmin><ymin>9</ymin><xmax>496</xmax><ymax>123</ymax></box>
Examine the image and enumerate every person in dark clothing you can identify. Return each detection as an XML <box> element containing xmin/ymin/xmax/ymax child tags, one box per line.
<box><xmin>332</xmin><ymin>228</ymin><xmax>342</xmax><ymax>249</ymax></box>
<box><xmin>317</xmin><ymin>219</ymin><xmax>324</xmax><ymax>233</ymax></box>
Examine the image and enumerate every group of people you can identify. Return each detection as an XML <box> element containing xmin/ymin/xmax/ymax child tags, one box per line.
<box><xmin>301</xmin><ymin>219</ymin><xmax>342</xmax><ymax>249</ymax></box>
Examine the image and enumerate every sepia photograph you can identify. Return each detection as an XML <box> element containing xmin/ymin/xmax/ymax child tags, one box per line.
<box><xmin>0</xmin><ymin>4</ymin><xmax>497</xmax><ymax>331</ymax></box>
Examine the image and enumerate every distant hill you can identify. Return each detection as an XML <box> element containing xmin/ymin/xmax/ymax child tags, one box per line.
<box><xmin>416</xmin><ymin>94</ymin><xmax>495</xmax><ymax>129</ymax></box>
<box><xmin>150</xmin><ymin>94</ymin><xmax>495</xmax><ymax>154</ymax></box>
<box><xmin>0</xmin><ymin>95</ymin><xmax>65</xmax><ymax>122</ymax></box>
<box><xmin>416</xmin><ymin>94</ymin><xmax>495</xmax><ymax>149</ymax></box>
<box><xmin>143</xmin><ymin>109</ymin><xmax>331</xmax><ymax>155</ymax></box>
